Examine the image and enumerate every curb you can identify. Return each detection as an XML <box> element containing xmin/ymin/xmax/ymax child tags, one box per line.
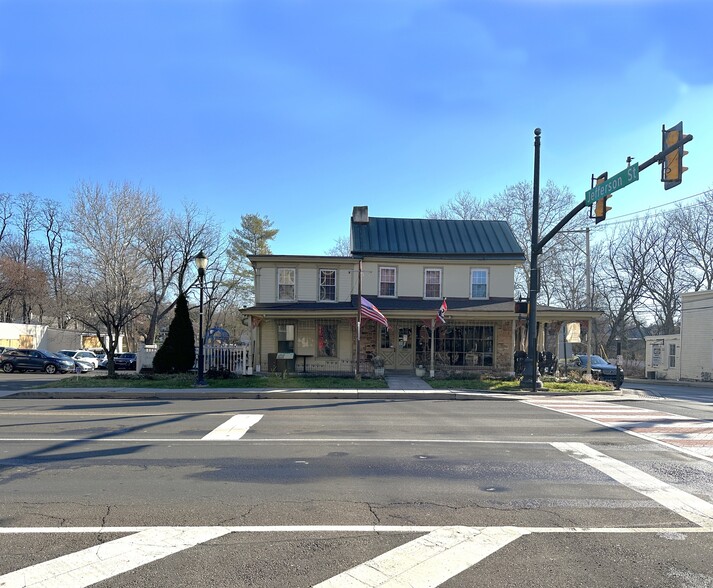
<box><xmin>3</xmin><ymin>387</ymin><xmax>637</xmax><ymax>401</ymax></box>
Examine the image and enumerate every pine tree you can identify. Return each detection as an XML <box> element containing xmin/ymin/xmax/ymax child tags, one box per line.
<box><xmin>153</xmin><ymin>293</ymin><xmax>196</xmax><ymax>373</ymax></box>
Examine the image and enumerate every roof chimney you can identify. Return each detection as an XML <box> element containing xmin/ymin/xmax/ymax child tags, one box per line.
<box><xmin>352</xmin><ymin>206</ymin><xmax>369</xmax><ymax>224</ymax></box>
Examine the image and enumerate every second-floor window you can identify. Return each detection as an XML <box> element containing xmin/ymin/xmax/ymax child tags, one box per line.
<box><xmin>278</xmin><ymin>268</ymin><xmax>295</xmax><ymax>300</ymax></box>
<box><xmin>379</xmin><ymin>267</ymin><xmax>396</xmax><ymax>297</ymax></box>
<box><xmin>424</xmin><ymin>268</ymin><xmax>442</xmax><ymax>299</ymax></box>
<box><xmin>319</xmin><ymin>269</ymin><xmax>336</xmax><ymax>301</ymax></box>
<box><xmin>470</xmin><ymin>269</ymin><xmax>488</xmax><ymax>299</ymax></box>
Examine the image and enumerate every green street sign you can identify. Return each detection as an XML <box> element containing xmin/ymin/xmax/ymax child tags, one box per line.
<box><xmin>585</xmin><ymin>163</ymin><xmax>639</xmax><ymax>205</ymax></box>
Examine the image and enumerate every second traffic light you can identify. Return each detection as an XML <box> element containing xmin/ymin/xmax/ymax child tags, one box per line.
<box><xmin>593</xmin><ymin>172</ymin><xmax>612</xmax><ymax>224</ymax></box>
<box><xmin>662</xmin><ymin>121</ymin><xmax>689</xmax><ymax>190</ymax></box>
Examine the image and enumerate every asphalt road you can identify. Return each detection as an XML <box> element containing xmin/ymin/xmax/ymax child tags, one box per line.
<box><xmin>1</xmin><ymin>393</ymin><xmax>712</xmax><ymax>587</ymax></box>
<box><xmin>0</xmin><ymin>370</ymin><xmax>98</xmax><ymax>391</ymax></box>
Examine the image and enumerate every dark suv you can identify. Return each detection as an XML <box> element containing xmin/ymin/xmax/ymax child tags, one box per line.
<box><xmin>561</xmin><ymin>354</ymin><xmax>624</xmax><ymax>388</ymax></box>
<box><xmin>113</xmin><ymin>353</ymin><xmax>137</xmax><ymax>370</ymax></box>
<box><xmin>0</xmin><ymin>349</ymin><xmax>76</xmax><ymax>374</ymax></box>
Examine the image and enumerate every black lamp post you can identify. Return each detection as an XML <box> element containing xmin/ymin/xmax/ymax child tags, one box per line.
<box><xmin>194</xmin><ymin>250</ymin><xmax>208</xmax><ymax>387</ymax></box>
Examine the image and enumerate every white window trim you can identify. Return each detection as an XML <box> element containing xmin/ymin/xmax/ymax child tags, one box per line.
<box><xmin>379</xmin><ymin>266</ymin><xmax>397</xmax><ymax>298</ymax></box>
<box><xmin>277</xmin><ymin>267</ymin><xmax>296</xmax><ymax>301</ymax></box>
<box><xmin>423</xmin><ymin>268</ymin><xmax>442</xmax><ymax>299</ymax></box>
<box><xmin>470</xmin><ymin>268</ymin><xmax>489</xmax><ymax>300</ymax></box>
<box><xmin>319</xmin><ymin>268</ymin><xmax>337</xmax><ymax>302</ymax></box>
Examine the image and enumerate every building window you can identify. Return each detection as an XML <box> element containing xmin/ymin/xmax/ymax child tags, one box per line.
<box><xmin>278</xmin><ymin>268</ymin><xmax>295</xmax><ymax>300</ymax></box>
<box><xmin>434</xmin><ymin>324</ymin><xmax>494</xmax><ymax>367</ymax></box>
<box><xmin>379</xmin><ymin>325</ymin><xmax>391</xmax><ymax>350</ymax></box>
<box><xmin>424</xmin><ymin>269</ymin><xmax>442</xmax><ymax>299</ymax></box>
<box><xmin>319</xmin><ymin>269</ymin><xmax>336</xmax><ymax>301</ymax></box>
<box><xmin>317</xmin><ymin>321</ymin><xmax>337</xmax><ymax>357</ymax></box>
<box><xmin>277</xmin><ymin>323</ymin><xmax>295</xmax><ymax>353</ymax></box>
<box><xmin>669</xmin><ymin>343</ymin><xmax>676</xmax><ymax>368</ymax></box>
<box><xmin>379</xmin><ymin>267</ymin><xmax>396</xmax><ymax>297</ymax></box>
<box><xmin>470</xmin><ymin>269</ymin><xmax>488</xmax><ymax>299</ymax></box>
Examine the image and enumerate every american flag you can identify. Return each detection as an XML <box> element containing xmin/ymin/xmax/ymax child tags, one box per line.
<box><xmin>360</xmin><ymin>296</ymin><xmax>389</xmax><ymax>328</ymax></box>
<box><xmin>437</xmin><ymin>298</ymin><xmax>447</xmax><ymax>323</ymax></box>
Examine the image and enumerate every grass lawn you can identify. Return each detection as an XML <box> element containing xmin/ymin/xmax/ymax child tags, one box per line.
<box><xmin>428</xmin><ymin>377</ymin><xmax>614</xmax><ymax>393</ymax></box>
<box><xmin>46</xmin><ymin>373</ymin><xmax>388</xmax><ymax>389</ymax></box>
<box><xmin>45</xmin><ymin>372</ymin><xmax>614</xmax><ymax>393</ymax></box>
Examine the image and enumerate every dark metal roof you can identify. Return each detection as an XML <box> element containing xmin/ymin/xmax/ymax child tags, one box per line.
<box><xmin>351</xmin><ymin>217</ymin><xmax>525</xmax><ymax>259</ymax></box>
<box><xmin>243</xmin><ymin>297</ymin><xmax>516</xmax><ymax>314</ymax></box>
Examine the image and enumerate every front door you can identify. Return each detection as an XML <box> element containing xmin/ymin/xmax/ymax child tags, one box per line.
<box><xmin>379</xmin><ymin>322</ymin><xmax>415</xmax><ymax>370</ymax></box>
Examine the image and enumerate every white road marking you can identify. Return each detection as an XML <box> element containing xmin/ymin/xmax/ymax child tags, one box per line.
<box><xmin>552</xmin><ymin>442</ymin><xmax>713</xmax><ymax>528</ymax></box>
<box><xmin>202</xmin><ymin>414</ymin><xmax>263</xmax><ymax>440</ymax></box>
<box><xmin>1</xmin><ymin>525</ymin><xmax>713</xmax><ymax>535</ymax></box>
<box><xmin>2</xmin><ymin>524</ymin><xmax>712</xmax><ymax>586</ymax></box>
<box><xmin>313</xmin><ymin>526</ymin><xmax>527</xmax><ymax>588</ymax></box>
<box><xmin>0</xmin><ymin>526</ymin><xmax>231</xmax><ymax>588</ymax></box>
<box><xmin>525</xmin><ymin>399</ymin><xmax>713</xmax><ymax>464</ymax></box>
<box><xmin>0</xmin><ymin>438</ymin><xmax>547</xmax><ymax>444</ymax></box>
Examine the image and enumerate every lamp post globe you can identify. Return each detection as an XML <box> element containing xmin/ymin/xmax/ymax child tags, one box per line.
<box><xmin>194</xmin><ymin>251</ymin><xmax>208</xmax><ymax>386</ymax></box>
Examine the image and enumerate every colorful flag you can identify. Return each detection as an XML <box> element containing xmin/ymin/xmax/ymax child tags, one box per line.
<box><xmin>437</xmin><ymin>298</ymin><xmax>447</xmax><ymax>323</ymax></box>
<box><xmin>360</xmin><ymin>296</ymin><xmax>389</xmax><ymax>328</ymax></box>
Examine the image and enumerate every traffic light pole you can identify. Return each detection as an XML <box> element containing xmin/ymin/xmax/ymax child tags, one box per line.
<box><xmin>520</xmin><ymin>128</ymin><xmax>543</xmax><ymax>391</ymax></box>
<box><xmin>520</xmin><ymin>126</ymin><xmax>692</xmax><ymax>392</ymax></box>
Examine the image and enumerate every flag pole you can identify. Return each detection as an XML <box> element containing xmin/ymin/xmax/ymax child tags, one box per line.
<box><xmin>356</xmin><ymin>260</ymin><xmax>362</xmax><ymax>379</ymax></box>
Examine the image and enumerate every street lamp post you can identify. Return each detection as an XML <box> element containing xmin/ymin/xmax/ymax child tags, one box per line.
<box><xmin>194</xmin><ymin>251</ymin><xmax>208</xmax><ymax>387</ymax></box>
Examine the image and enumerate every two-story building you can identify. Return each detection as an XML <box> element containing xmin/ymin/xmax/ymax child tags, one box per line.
<box><xmin>242</xmin><ymin>206</ymin><xmax>597</xmax><ymax>376</ymax></box>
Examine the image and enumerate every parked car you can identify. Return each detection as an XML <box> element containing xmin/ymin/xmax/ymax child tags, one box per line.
<box><xmin>58</xmin><ymin>349</ymin><xmax>100</xmax><ymax>369</ymax></box>
<box><xmin>98</xmin><ymin>352</ymin><xmax>137</xmax><ymax>370</ymax></box>
<box><xmin>114</xmin><ymin>352</ymin><xmax>137</xmax><ymax>370</ymax></box>
<box><xmin>0</xmin><ymin>349</ymin><xmax>76</xmax><ymax>374</ymax></box>
<box><xmin>72</xmin><ymin>359</ymin><xmax>95</xmax><ymax>373</ymax></box>
<box><xmin>561</xmin><ymin>354</ymin><xmax>624</xmax><ymax>387</ymax></box>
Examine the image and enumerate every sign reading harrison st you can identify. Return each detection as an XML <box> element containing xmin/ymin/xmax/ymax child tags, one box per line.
<box><xmin>585</xmin><ymin>163</ymin><xmax>640</xmax><ymax>205</ymax></box>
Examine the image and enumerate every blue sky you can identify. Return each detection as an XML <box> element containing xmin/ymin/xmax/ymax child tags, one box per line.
<box><xmin>1</xmin><ymin>0</ymin><xmax>711</xmax><ymax>255</ymax></box>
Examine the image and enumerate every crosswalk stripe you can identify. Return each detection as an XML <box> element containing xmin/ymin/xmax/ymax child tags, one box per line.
<box><xmin>525</xmin><ymin>399</ymin><xmax>713</xmax><ymax>463</ymax></box>
<box><xmin>313</xmin><ymin>526</ymin><xmax>527</xmax><ymax>587</ymax></box>
<box><xmin>0</xmin><ymin>526</ymin><xmax>231</xmax><ymax>588</ymax></box>
<box><xmin>202</xmin><ymin>414</ymin><xmax>263</xmax><ymax>440</ymax></box>
<box><xmin>552</xmin><ymin>442</ymin><xmax>713</xmax><ymax>528</ymax></box>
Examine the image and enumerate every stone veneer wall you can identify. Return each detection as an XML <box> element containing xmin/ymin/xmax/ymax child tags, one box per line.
<box><xmin>496</xmin><ymin>321</ymin><xmax>514</xmax><ymax>373</ymax></box>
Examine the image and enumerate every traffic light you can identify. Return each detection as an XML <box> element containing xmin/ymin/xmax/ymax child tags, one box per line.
<box><xmin>514</xmin><ymin>301</ymin><xmax>528</xmax><ymax>314</ymax></box>
<box><xmin>662</xmin><ymin>121</ymin><xmax>689</xmax><ymax>190</ymax></box>
<box><xmin>593</xmin><ymin>172</ymin><xmax>611</xmax><ymax>224</ymax></box>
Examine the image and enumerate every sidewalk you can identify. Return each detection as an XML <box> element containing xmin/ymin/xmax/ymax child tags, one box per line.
<box><xmin>1</xmin><ymin>385</ymin><xmax>642</xmax><ymax>402</ymax></box>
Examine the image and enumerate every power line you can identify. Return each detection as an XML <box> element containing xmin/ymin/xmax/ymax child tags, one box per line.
<box><xmin>592</xmin><ymin>187</ymin><xmax>712</xmax><ymax>228</ymax></box>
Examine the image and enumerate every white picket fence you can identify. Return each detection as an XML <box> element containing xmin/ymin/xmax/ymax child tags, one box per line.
<box><xmin>202</xmin><ymin>344</ymin><xmax>251</xmax><ymax>375</ymax></box>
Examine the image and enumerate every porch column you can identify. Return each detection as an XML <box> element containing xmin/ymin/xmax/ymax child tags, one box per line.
<box><xmin>429</xmin><ymin>318</ymin><xmax>435</xmax><ymax>377</ymax></box>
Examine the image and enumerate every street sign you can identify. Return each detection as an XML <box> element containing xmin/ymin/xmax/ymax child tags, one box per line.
<box><xmin>585</xmin><ymin>163</ymin><xmax>639</xmax><ymax>205</ymax></box>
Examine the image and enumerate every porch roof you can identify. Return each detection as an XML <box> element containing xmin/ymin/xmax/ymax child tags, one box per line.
<box><xmin>241</xmin><ymin>296</ymin><xmax>600</xmax><ymax>321</ymax></box>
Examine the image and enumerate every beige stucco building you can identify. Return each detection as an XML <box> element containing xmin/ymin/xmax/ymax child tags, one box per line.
<box><xmin>242</xmin><ymin>207</ymin><xmax>597</xmax><ymax>376</ymax></box>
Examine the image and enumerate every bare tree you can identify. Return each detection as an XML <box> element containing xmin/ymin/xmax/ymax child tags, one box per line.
<box><xmin>68</xmin><ymin>181</ymin><xmax>159</xmax><ymax>376</ymax></box>
<box><xmin>13</xmin><ymin>193</ymin><xmax>41</xmax><ymax>322</ymax></box>
<box><xmin>141</xmin><ymin>202</ymin><xmax>223</xmax><ymax>345</ymax></box>
<box><xmin>641</xmin><ymin>217</ymin><xmax>686</xmax><ymax>335</ymax></box>
<box><xmin>325</xmin><ymin>236</ymin><xmax>351</xmax><ymax>256</ymax></box>
<box><xmin>426</xmin><ymin>181</ymin><xmax>585</xmax><ymax>303</ymax></box>
<box><xmin>671</xmin><ymin>190</ymin><xmax>713</xmax><ymax>291</ymax></box>
<box><xmin>39</xmin><ymin>198</ymin><xmax>69</xmax><ymax>328</ymax></box>
<box><xmin>595</xmin><ymin>218</ymin><xmax>657</xmax><ymax>351</ymax></box>
<box><xmin>426</xmin><ymin>190</ymin><xmax>485</xmax><ymax>221</ymax></box>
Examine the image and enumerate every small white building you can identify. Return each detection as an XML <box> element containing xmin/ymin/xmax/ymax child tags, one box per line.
<box><xmin>645</xmin><ymin>289</ymin><xmax>713</xmax><ymax>381</ymax></box>
<box><xmin>644</xmin><ymin>334</ymin><xmax>680</xmax><ymax>380</ymax></box>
